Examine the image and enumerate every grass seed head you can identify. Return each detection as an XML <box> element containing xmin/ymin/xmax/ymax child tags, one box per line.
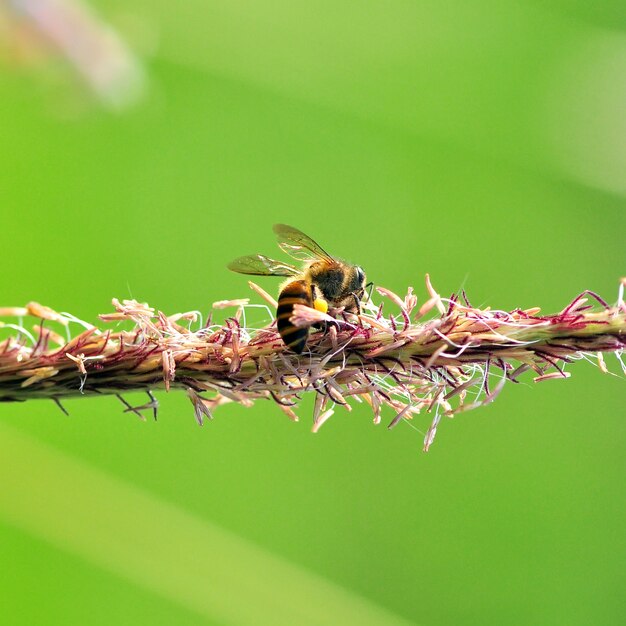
<box><xmin>0</xmin><ymin>277</ymin><xmax>624</xmax><ymax>450</ymax></box>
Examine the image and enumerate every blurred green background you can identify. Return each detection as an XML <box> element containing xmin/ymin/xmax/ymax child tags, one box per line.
<box><xmin>0</xmin><ymin>1</ymin><xmax>624</xmax><ymax>625</ymax></box>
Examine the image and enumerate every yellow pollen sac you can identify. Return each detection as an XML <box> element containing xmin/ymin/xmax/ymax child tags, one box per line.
<box><xmin>313</xmin><ymin>298</ymin><xmax>328</xmax><ymax>314</ymax></box>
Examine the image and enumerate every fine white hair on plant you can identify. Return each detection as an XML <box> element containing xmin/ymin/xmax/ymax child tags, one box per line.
<box><xmin>0</xmin><ymin>276</ymin><xmax>624</xmax><ymax>451</ymax></box>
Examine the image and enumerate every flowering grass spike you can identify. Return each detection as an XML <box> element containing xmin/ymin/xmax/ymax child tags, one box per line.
<box><xmin>0</xmin><ymin>276</ymin><xmax>624</xmax><ymax>450</ymax></box>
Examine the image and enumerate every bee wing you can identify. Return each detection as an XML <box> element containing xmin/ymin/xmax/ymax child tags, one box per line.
<box><xmin>273</xmin><ymin>224</ymin><xmax>336</xmax><ymax>264</ymax></box>
<box><xmin>227</xmin><ymin>254</ymin><xmax>301</xmax><ymax>277</ymax></box>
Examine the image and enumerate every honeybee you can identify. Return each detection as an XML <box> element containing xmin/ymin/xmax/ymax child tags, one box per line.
<box><xmin>228</xmin><ymin>224</ymin><xmax>367</xmax><ymax>354</ymax></box>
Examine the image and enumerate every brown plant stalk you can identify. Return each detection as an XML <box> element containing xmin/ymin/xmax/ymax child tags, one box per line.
<box><xmin>1</xmin><ymin>276</ymin><xmax>624</xmax><ymax>450</ymax></box>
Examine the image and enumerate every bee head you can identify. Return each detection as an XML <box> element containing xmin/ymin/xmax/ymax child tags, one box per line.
<box><xmin>354</xmin><ymin>266</ymin><xmax>366</xmax><ymax>290</ymax></box>
<box><xmin>344</xmin><ymin>265</ymin><xmax>366</xmax><ymax>300</ymax></box>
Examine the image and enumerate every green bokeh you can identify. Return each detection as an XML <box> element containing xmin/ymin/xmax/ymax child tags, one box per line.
<box><xmin>0</xmin><ymin>2</ymin><xmax>624</xmax><ymax>625</ymax></box>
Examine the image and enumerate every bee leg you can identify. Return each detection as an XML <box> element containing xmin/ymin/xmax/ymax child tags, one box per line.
<box><xmin>309</xmin><ymin>287</ymin><xmax>328</xmax><ymax>331</ymax></box>
<box><xmin>347</xmin><ymin>292</ymin><xmax>361</xmax><ymax>315</ymax></box>
<box><xmin>312</xmin><ymin>304</ymin><xmax>330</xmax><ymax>333</ymax></box>
<box><xmin>313</xmin><ymin>321</ymin><xmax>329</xmax><ymax>337</ymax></box>
<box><xmin>313</xmin><ymin>298</ymin><xmax>328</xmax><ymax>314</ymax></box>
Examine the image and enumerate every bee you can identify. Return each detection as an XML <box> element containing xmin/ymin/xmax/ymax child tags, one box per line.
<box><xmin>227</xmin><ymin>224</ymin><xmax>367</xmax><ymax>354</ymax></box>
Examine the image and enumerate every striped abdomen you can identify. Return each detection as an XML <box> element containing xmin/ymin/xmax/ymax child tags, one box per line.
<box><xmin>276</xmin><ymin>280</ymin><xmax>313</xmax><ymax>354</ymax></box>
